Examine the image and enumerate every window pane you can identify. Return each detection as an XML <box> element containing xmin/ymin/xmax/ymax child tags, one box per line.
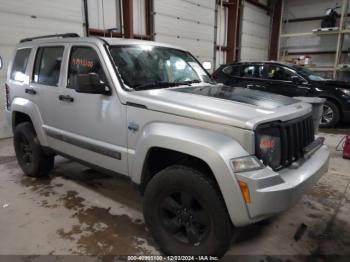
<box><xmin>240</xmin><ymin>65</ymin><xmax>260</xmax><ymax>78</ymax></box>
<box><xmin>109</xmin><ymin>46</ymin><xmax>211</xmax><ymax>89</ymax></box>
<box><xmin>223</xmin><ymin>65</ymin><xmax>240</xmax><ymax>77</ymax></box>
<box><xmin>33</xmin><ymin>47</ymin><xmax>64</xmax><ymax>86</ymax></box>
<box><xmin>265</xmin><ymin>65</ymin><xmax>285</xmax><ymax>80</ymax></box>
<box><xmin>68</xmin><ymin>46</ymin><xmax>107</xmax><ymax>88</ymax></box>
<box><xmin>11</xmin><ymin>48</ymin><xmax>31</xmax><ymax>82</ymax></box>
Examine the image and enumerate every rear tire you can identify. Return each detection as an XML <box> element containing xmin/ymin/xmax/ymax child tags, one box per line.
<box><xmin>14</xmin><ymin>122</ymin><xmax>54</xmax><ymax>177</ymax></box>
<box><xmin>320</xmin><ymin>100</ymin><xmax>340</xmax><ymax>128</ymax></box>
<box><xmin>143</xmin><ymin>165</ymin><xmax>233</xmax><ymax>257</ymax></box>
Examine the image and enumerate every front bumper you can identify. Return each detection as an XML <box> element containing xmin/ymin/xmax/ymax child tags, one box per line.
<box><xmin>236</xmin><ymin>144</ymin><xmax>329</xmax><ymax>221</ymax></box>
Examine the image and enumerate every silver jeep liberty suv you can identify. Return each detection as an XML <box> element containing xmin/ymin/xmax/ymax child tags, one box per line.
<box><xmin>4</xmin><ymin>33</ymin><xmax>329</xmax><ymax>257</ymax></box>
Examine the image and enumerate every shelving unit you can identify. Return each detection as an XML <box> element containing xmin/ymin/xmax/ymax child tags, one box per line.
<box><xmin>278</xmin><ymin>0</ymin><xmax>350</xmax><ymax>78</ymax></box>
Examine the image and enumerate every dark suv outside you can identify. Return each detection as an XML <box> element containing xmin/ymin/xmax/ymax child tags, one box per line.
<box><xmin>213</xmin><ymin>61</ymin><xmax>350</xmax><ymax>127</ymax></box>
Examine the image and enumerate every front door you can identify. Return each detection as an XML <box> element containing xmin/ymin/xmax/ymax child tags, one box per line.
<box><xmin>41</xmin><ymin>44</ymin><xmax>128</xmax><ymax>175</ymax></box>
<box><xmin>262</xmin><ymin>64</ymin><xmax>311</xmax><ymax>97</ymax></box>
<box><xmin>234</xmin><ymin>64</ymin><xmax>267</xmax><ymax>91</ymax></box>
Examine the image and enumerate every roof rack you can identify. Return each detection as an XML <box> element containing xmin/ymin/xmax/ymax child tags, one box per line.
<box><xmin>20</xmin><ymin>33</ymin><xmax>80</xmax><ymax>43</ymax></box>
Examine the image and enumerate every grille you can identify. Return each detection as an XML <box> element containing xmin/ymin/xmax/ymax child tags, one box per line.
<box><xmin>280</xmin><ymin>114</ymin><xmax>315</xmax><ymax>167</ymax></box>
<box><xmin>256</xmin><ymin>114</ymin><xmax>315</xmax><ymax>170</ymax></box>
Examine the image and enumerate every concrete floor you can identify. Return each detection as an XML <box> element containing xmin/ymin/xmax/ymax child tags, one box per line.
<box><xmin>0</xmin><ymin>130</ymin><xmax>350</xmax><ymax>260</ymax></box>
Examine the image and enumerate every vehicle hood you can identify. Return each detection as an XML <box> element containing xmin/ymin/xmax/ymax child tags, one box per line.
<box><xmin>126</xmin><ymin>84</ymin><xmax>312</xmax><ymax>130</ymax></box>
<box><xmin>313</xmin><ymin>79</ymin><xmax>350</xmax><ymax>89</ymax></box>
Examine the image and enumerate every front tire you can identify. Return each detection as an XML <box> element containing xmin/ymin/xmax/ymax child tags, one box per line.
<box><xmin>143</xmin><ymin>165</ymin><xmax>233</xmax><ymax>257</ymax></box>
<box><xmin>320</xmin><ymin>100</ymin><xmax>340</xmax><ymax>127</ymax></box>
<box><xmin>14</xmin><ymin>122</ymin><xmax>54</xmax><ymax>177</ymax></box>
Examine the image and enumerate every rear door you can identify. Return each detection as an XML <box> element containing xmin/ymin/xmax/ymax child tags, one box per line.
<box><xmin>30</xmin><ymin>44</ymin><xmax>66</xmax><ymax>141</ymax></box>
<box><xmin>234</xmin><ymin>64</ymin><xmax>266</xmax><ymax>91</ymax></box>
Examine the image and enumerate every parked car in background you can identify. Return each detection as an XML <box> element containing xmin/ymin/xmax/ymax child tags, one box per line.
<box><xmin>212</xmin><ymin>61</ymin><xmax>350</xmax><ymax>127</ymax></box>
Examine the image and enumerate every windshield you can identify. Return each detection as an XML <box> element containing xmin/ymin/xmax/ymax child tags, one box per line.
<box><xmin>292</xmin><ymin>65</ymin><xmax>325</xmax><ymax>81</ymax></box>
<box><xmin>109</xmin><ymin>45</ymin><xmax>211</xmax><ymax>90</ymax></box>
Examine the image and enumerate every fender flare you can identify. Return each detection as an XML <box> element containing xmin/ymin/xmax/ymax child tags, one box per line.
<box><xmin>130</xmin><ymin>122</ymin><xmax>252</xmax><ymax>226</ymax></box>
<box><xmin>11</xmin><ymin>97</ymin><xmax>48</xmax><ymax>146</ymax></box>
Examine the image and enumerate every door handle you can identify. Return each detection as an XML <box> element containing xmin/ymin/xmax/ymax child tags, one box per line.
<box><xmin>59</xmin><ymin>95</ymin><xmax>74</xmax><ymax>102</ymax></box>
<box><xmin>25</xmin><ymin>88</ymin><xmax>37</xmax><ymax>95</ymax></box>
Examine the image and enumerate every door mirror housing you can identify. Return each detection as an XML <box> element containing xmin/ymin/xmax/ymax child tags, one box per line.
<box><xmin>72</xmin><ymin>73</ymin><xmax>110</xmax><ymax>95</ymax></box>
<box><xmin>0</xmin><ymin>56</ymin><xmax>3</xmax><ymax>70</ymax></box>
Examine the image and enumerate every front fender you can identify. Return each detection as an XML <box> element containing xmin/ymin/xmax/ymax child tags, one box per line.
<box><xmin>130</xmin><ymin>122</ymin><xmax>252</xmax><ymax>226</ymax></box>
<box><xmin>11</xmin><ymin>97</ymin><xmax>48</xmax><ymax>146</ymax></box>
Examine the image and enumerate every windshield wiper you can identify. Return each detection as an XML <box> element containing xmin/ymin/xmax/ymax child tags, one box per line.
<box><xmin>133</xmin><ymin>80</ymin><xmax>201</xmax><ymax>91</ymax></box>
<box><xmin>178</xmin><ymin>79</ymin><xmax>201</xmax><ymax>85</ymax></box>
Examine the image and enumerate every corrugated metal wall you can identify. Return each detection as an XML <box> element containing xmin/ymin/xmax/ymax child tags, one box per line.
<box><xmin>0</xmin><ymin>0</ymin><xmax>84</xmax><ymax>138</ymax></box>
<box><xmin>240</xmin><ymin>1</ymin><xmax>271</xmax><ymax>61</ymax></box>
<box><xmin>153</xmin><ymin>0</ymin><xmax>216</xmax><ymax>68</ymax></box>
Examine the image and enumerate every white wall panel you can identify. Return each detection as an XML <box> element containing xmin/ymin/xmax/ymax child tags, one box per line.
<box><xmin>153</xmin><ymin>0</ymin><xmax>216</xmax><ymax>67</ymax></box>
<box><xmin>133</xmin><ymin>0</ymin><xmax>146</xmax><ymax>35</ymax></box>
<box><xmin>240</xmin><ymin>2</ymin><xmax>271</xmax><ymax>61</ymax></box>
<box><xmin>216</xmin><ymin>4</ymin><xmax>227</xmax><ymax>68</ymax></box>
<box><xmin>87</xmin><ymin>0</ymin><xmax>121</xmax><ymax>31</ymax></box>
<box><xmin>0</xmin><ymin>0</ymin><xmax>84</xmax><ymax>138</ymax></box>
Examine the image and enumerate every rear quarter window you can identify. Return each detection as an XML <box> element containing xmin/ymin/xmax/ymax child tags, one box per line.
<box><xmin>222</xmin><ymin>65</ymin><xmax>240</xmax><ymax>77</ymax></box>
<box><xmin>10</xmin><ymin>48</ymin><xmax>32</xmax><ymax>82</ymax></box>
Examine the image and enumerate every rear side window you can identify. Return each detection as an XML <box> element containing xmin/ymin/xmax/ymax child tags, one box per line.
<box><xmin>67</xmin><ymin>46</ymin><xmax>107</xmax><ymax>88</ymax></box>
<box><xmin>222</xmin><ymin>65</ymin><xmax>240</xmax><ymax>77</ymax></box>
<box><xmin>10</xmin><ymin>48</ymin><xmax>31</xmax><ymax>82</ymax></box>
<box><xmin>33</xmin><ymin>46</ymin><xmax>64</xmax><ymax>86</ymax></box>
<box><xmin>240</xmin><ymin>65</ymin><xmax>263</xmax><ymax>78</ymax></box>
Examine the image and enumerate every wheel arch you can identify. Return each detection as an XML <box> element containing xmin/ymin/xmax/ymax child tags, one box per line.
<box><xmin>139</xmin><ymin>147</ymin><xmax>217</xmax><ymax>194</ymax></box>
<box><xmin>130</xmin><ymin>122</ymin><xmax>251</xmax><ymax>226</ymax></box>
<box><xmin>11</xmin><ymin>98</ymin><xmax>48</xmax><ymax>146</ymax></box>
<box><xmin>318</xmin><ymin>95</ymin><xmax>343</xmax><ymax>117</ymax></box>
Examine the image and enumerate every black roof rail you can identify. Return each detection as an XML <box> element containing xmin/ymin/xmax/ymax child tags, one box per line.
<box><xmin>20</xmin><ymin>33</ymin><xmax>80</xmax><ymax>43</ymax></box>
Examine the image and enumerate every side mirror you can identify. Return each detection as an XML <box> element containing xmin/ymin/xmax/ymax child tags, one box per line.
<box><xmin>291</xmin><ymin>75</ymin><xmax>304</xmax><ymax>85</ymax></box>
<box><xmin>0</xmin><ymin>56</ymin><xmax>3</xmax><ymax>70</ymax></box>
<box><xmin>72</xmin><ymin>73</ymin><xmax>110</xmax><ymax>95</ymax></box>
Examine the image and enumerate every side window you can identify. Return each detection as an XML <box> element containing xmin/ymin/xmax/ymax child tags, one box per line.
<box><xmin>10</xmin><ymin>48</ymin><xmax>31</xmax><ymax>82</ymax></box>
<box><xmin>33</xmin><ymin>46</ymin><xmax>64</xmax><ymax>86</ymax></box>
<box><xmin>239</xmin><ymin>65</ymin><xmax>262</xmax><ymax>78</ymax></box>
<box><xmin>283</xmin><ymin>67</ymin><xmax>298</xmax><ymax>81</ymax></box>
<box><xmin>68</xmin><ymin>46</ymin><xmax>107</xmax><ymax>88</ymax></box>
<box><xmin>263</xmin><ymin>65</ymin><xmax>295</xmax><ymax>81</ymax></box>
<box><xmin>222</xmin><ymin>65</ymin><xmax>240</xmax><ymax>77</ymax></box>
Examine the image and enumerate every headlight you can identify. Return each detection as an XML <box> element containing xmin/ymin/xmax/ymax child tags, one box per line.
<box><xmin>232</xmin><ymin>156</ymin><xmax>264</xmax><ymax>173</ymax></box>
<box><xmin>256</xmin><ymin>126</ymin><xmax>282</xmax><ymax>170</ymax></box>
<box><xmin>339</xmin><ymin>88</ymin><xmax>350</xmax><ymax>96</ymax></box>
